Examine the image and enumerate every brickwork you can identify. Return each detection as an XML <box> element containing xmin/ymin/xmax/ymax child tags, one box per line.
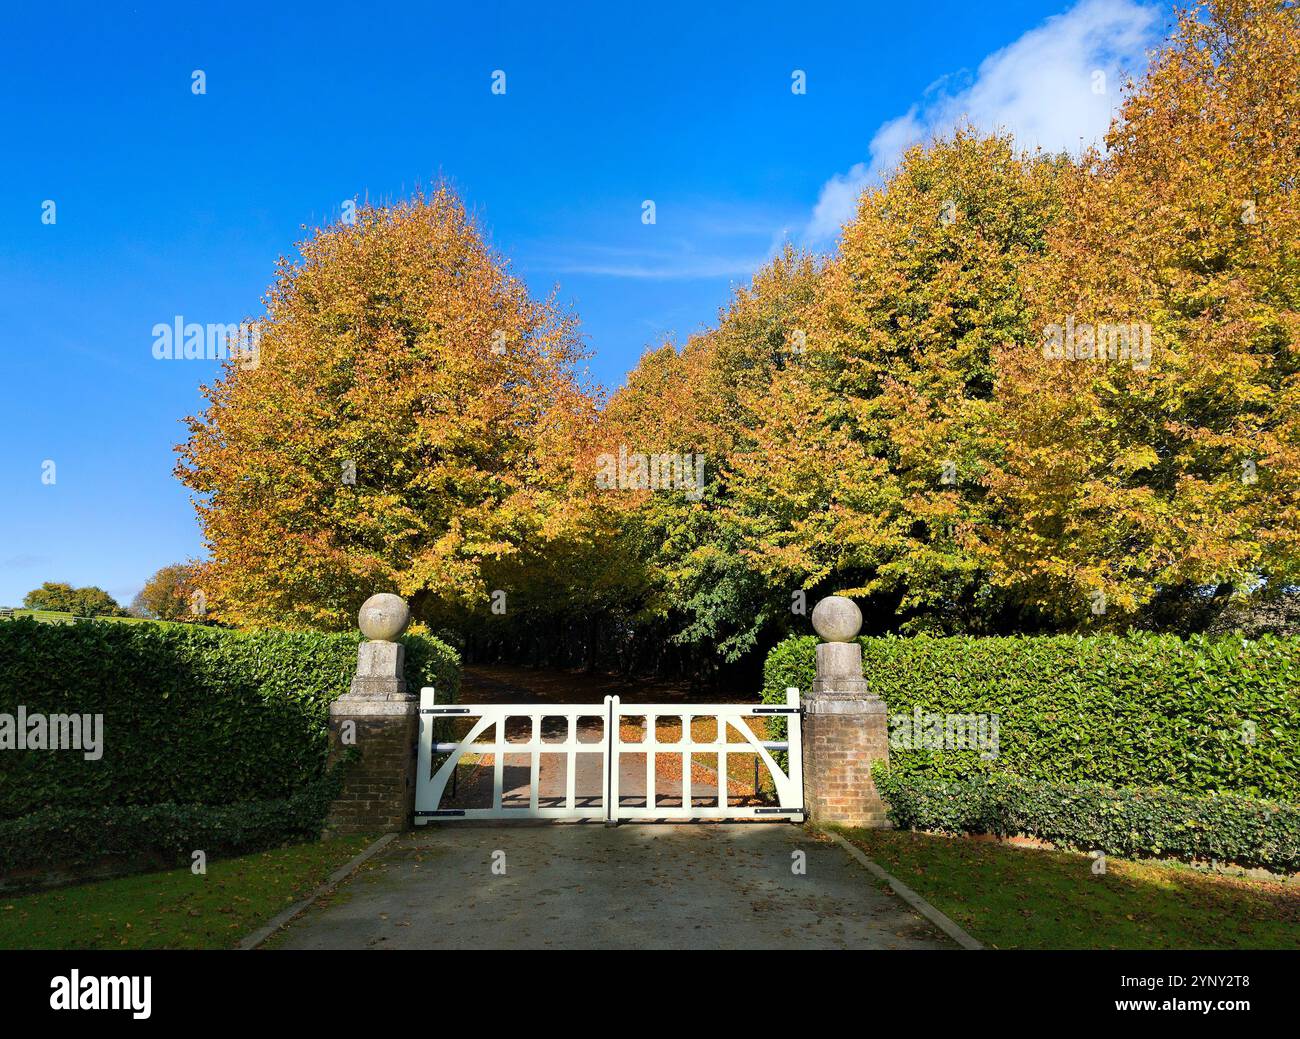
<box><xmin>324</xmin><ymin>705</ymin><xmax>418</xmax><ymax>834</ymax></box>
<box><xmin>802</xmin><ymin>699</ymin><xmax>890</xmax><ymax>828</ymax></box>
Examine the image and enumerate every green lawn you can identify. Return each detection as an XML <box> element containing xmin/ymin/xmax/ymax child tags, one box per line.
<box><xmin>837</xmin><ymin>827</ymin><xmax>1300</xmax><ymax>950</ymax></box>
<box><xmin>0</xmin><ymin>836</ymin><xmax>374</xmax><ymax>949</ymax></box>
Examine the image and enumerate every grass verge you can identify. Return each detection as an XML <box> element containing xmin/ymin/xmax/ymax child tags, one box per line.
<box><xmin>836</xmin><ymin>827</ymin><xmax>1300</xmax><ymax>950</ymax></box>
<box><xmin>0</xmin><ymin>835</ymin><xmax>374</xmax><ymax>949</ymax></box>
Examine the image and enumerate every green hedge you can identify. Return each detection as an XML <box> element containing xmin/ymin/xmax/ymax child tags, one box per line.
<box><xmin>0</xmin><ymin>767</ymin><xmax>346</xmax><ymax>875</ymax></box>
<box><xmin>763</xmin><ymin>633</ymin><xmax>1300</xmax><ymax>800</ymax></box>
<box><xmin>0</xmin><ymin>618</ymin><xmax>460</xmax><ymax>820</ymax></box>
<box><xmin>873</xmin><ymin>770</ymin><xmax>1300</xmax><ymax>872</ymax></box>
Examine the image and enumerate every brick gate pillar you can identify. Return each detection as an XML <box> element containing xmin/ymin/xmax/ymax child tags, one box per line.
<box><xmin>802</xmin><ymin>596</ymin><xmax>891</xmax><ymax>828</ymax></box>
<box><xmin>324</xmin><ymin>593</ymin><xmax>419</xmax><ymax>834</ymax></box>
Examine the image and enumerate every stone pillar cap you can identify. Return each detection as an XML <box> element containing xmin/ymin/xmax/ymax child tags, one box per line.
<box><xmin>358</xmin><ymin>593</ymin><xmax>410</xmax><ymax>642</ymax></box>
<box><xmin>811</xmin><ymin>595</ymin><xmax>862</xmax><ymax>642</ymax></box>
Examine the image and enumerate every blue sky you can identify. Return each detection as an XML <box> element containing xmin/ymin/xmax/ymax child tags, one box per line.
<box><xmin>0</xmin><ymin>0</ymin><xmax>1168</xmax><ymax>608</ymax></box>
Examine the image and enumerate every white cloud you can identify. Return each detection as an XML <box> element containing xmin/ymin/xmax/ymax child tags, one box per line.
<box><xmin>804</xmin><ymin>0</ymin><xmax>1162</xmax><ymax>243</ymax></box>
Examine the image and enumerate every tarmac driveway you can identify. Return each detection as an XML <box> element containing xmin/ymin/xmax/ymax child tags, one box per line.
<box><xmin>270</xmin><ymin>823</ymin><xmax>956</xmax><ymax>950</ymax></box>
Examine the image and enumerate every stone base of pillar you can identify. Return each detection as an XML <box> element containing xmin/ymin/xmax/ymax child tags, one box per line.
<box><xmin>349</xmin><ymin>640</ymin><xmax>406</xmax><ymax>698</ymax></box>
<box><xmin>803</xmin><ymin>695</ymin><xmax>892</xmax><ymax>828</ymax></box>
<box><xmin>323</xmin><ymin>695</ymin><xmax>418</xmax><ymax>835</ymax></box>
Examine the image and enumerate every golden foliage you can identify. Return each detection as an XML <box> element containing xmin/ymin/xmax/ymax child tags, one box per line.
<box><xmin>178</xmin><ymin>187</ymin><xmax>602</xmax><ymax>629</ymax></box>
<box><xmin>181</xmin><ymin>1</ymin><xmax>1299</xmax><ymax>644</ymax></box>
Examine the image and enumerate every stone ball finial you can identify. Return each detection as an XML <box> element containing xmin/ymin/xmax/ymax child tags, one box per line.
<box><xmin>358</xmin><ymin>593</ymin><xmax>410</xmax><ymax>642</ymax></box>
<box><xmin>811</xmin><ymin>595</ymin><xmax>862</xmax><ymax>643</ymax></box>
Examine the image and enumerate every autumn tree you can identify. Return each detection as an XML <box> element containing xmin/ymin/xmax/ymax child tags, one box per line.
<box><xmin>984</xmin><ymin>0</ymin><xmax>1300</xmax><ymax>626</ymax></box>
<box><xmin>178</xmin><ymin>188</ymin><xmax>604</xmax><ymax>630</ymax></box>
<box><xmin>131</xmin><ymin>564</ymin><xmax>199</xmax><ymax>621</ymax></box>
<box><xmin>680</xmin><ymin>0</ymin><xmax>1299</xmax><ymax>639</ymax></box>
<box><xmin>724</xmin><ymin>131</ymin><xmax>1070</xmax><ymax>633</ymax></box>
<box><xmin>23</xmin><ymin>582</ymin><xmax>79</xmax><ymax>613</ymax></box>
<box><xmin>597</xmin><ymin>246</ymin><xmax>822</xmax><ymax>664</ymax></box>
<box><xmin>23</xmin><ymin>582</ymin><xmax>123</xmax><ymax>617</ymax></box>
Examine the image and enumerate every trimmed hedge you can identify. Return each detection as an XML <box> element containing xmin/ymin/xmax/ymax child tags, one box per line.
<box><xmin>763</xmin><ymin>633</ymin><xmax>1300</xmax><ymax>800</ymax></box>
<box><xmin>0</xmin><ymin>767</ymin><xmax>346</xmax><ymax>875</ymax></box>
<box><xmin>0</xmin><ymin>618</ymin><xmax>460</xmax><ymax>820</ymax></box>
<box><xmin>873</xmin><ymin>770</ymin><xmax>1300</xmax><ymax>872</ymax></box>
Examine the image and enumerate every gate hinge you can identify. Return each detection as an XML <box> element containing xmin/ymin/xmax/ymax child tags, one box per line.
<box><xmin>754</xmin><ymin>807</ymin><xmax>804</xmax><ymax>815</ymax></box>
<box><xmin>415</xmin><ymin>809</ymin><xmax>466</xmax><ymax>817</ymax></box>
<box><xmin>753</xmin><ymin>707</ymin><xmax>799</xmax><ymax>715</ymax></box>
<box><xmin>421</xmin><ymin>707</ymin><xmax>470</xmax><ymax>715</ymax></box>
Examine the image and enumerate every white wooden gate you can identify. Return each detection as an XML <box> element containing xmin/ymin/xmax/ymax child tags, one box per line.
<box><xmin>414</xmin><ymin>687</ymin><xmax>802</xmax><ymax>823</ymax></box>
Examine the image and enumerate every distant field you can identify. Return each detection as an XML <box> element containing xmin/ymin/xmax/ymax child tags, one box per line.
<box><xmin>1</xmin><ymin>610</ymin><xmax>154</xmax><ymax>625</ymax></box>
